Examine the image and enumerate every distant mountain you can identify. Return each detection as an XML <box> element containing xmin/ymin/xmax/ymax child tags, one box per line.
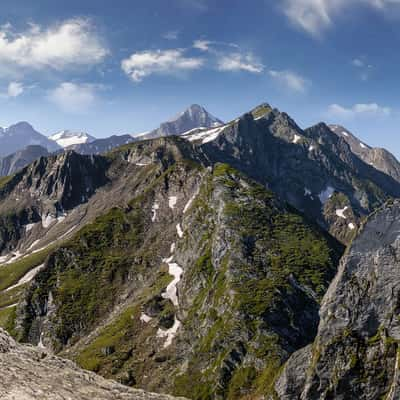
<box><xmin>70</xmin><ymin>134</ymin><xmax>136</xmax><ymax>155</ymax></box>
<box><xmin>136</xmin><ymin>104</ymin><xmax>223</xmax><ymax>140</ymax></box>
<box><xmin>0</xmin><ymin>145</ymin><xmax>49</xmax><ymax>177</ymax></box>
<box><xmin>329</xmin><ymin>124</ymin><xmax>400</xmax><ymax>183</ymax></box>
<box><xmin>0</xmin><ymin>122</ymin><xmax>60</xmax><ymax>157</ymax></box>
<box><xmin>49</xmin><ymin>130</ymin><xmax>96</xmax><ymax>149</ymax></box>
<box><xmin>72</xmin><ymin>104</ymin><xmax>223</xmax><ymax>155</ymax></box>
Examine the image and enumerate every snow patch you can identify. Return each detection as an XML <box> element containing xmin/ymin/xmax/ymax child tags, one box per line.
<box><xmin>309</xmin><ymin>145</ymin><xmax>315</xmax><ymax>151</ymax></box>
<box><xmin>27</xmin><ymin>240</ymin><xmax>41</xmax><ymax>252</ymax></box>
<box><xmin>293</xmin><ymin>134</ymin><xmax>301</xmax><ymax>144</ymax></box>
<box><xmin>176</xmin><ymin>223</ymin><xmax>183</xmax><ymax>238</ymax></box>
<box><xmin>183</xmin><ymin>191</ymin><xmax>198</xmax><ymax>213</ymax></box>
<box><xmin>57</xmin><ymin>213</ymin><xmax>67</xmax><ymax>223</ymax></box>
<box><xmin>170</xmin><ymin>242</ymin><xmax>176</xmax><ymax>254</ymax></box>
<box><xmin>183</xmin><ymin>125</ymin><xmax>225</xmax><ymax>144</ymax></box>
<box><xmin>161</xmin><ymin>259</ymin><xmax>183</xmax><ymax>307</ymax></box>
<box><xmin>38</xmin><ymin>332</ymin><xmax>46</xmax><ymax>349</ymax></box>
<box><xmin>140</xmin><ymin>313</ymin><xmax>152</xmax><ymax>323</ymax></box>
<box><xmin>157</xmin><ymin>317</ymin><xmax>181</xmax><ymax>348</ymax></box>
<box><xmin>348</xmin><ymin>223</ymin><xmax>356</xmax><ymax>230</ymax></box>
<box><xmin>341</xmin><ymin>131</ymin><xmax>349</xmax><ymax>137</ymax></box>
<box><xmin>169</xmin><ymin>196</ymin><xmax>178</xmax><ymax>209</ymax></box>
<box><xmin>25</xmin><ymin>223</ymin><xmax>36</xmax><ymax>232</ymax></box>
<box><xmin>360</xmin><ymin>142</ymin><xmax>367</xmax><ymax>149</ymax></box>
<box><xmin>304</xmin><ymin>188</ymin><xmax>312</xmax><ymax>196</ymax></box>
<box><xmin>6</xmin><ymin>263</ymin><xmax>45</xmax><ymax>292</ymax></box>
<box><xmin>42</xmin><ymin>214</ymin><xmax>56</xmax><ymax>228</ymax></box>
<box><xmin>336</xmin><ymin>206</ymin><xmax>348</xmax><ymax>219</ymax></box>
<box><xmin>151</xmin><ymin>203</ymin><xmax>159</xmax><ymax>222</ymax></box>
<box><xmin>5</xmin><ymin>251</ymin><xmax>23</xmax><ymax>264</ymax></box>
<box><xmin>318</xmin><ymin>186</ymin><xmax>335</xmax><ymax>205</ymax></box>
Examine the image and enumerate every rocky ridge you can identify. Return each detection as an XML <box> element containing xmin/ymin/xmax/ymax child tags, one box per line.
<box><xmin>0</xmin><ymin>328</ymin><xmax>184</xmax><ymax>400</ymax></box>
<box><xmin>329</xmin><ymin>124</ymin><xmax>400</xmax><ymax>183</ymax></box>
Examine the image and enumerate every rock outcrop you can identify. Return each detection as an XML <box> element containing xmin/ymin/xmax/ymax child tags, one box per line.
<box><xmin>274</xmin><ymin>199</ymin><xmax>400</xmax><ymax>399</ymax></box>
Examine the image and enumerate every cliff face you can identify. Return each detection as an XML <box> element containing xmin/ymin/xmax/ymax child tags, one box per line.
<box><xmin>274</xmin><ymin>200</ymin><xmax>400</xmax><ymax>399</ymax></box>
<box><xmin>0</xmin><ymin>328</ymin><xmax>184</xmax><ymax>400</ymax></box>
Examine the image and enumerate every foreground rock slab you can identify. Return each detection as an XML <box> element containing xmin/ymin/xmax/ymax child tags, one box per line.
<box><xmin>0</xmin><ymin>328</ymin><xmax>185</xmax><ymax>400</ymax></box>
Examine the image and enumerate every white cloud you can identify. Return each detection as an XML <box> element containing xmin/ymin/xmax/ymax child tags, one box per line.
<box><xmin>163</xmin><ymin>30</ymin><xmax>179</xmax><ymax>40</ymax></box>
<box><xmin>217</xmin><ymin>52</ymin><xmax>264</xmax><ymax>73</ymax></box>
<box><xmin>328</xmin><ymin>103</ymin><xmax>391</xmax><ymax>118</ymax></box>
<box><xmin>352</xmin><ymin>58</ymin><xmax>365</xmax><ymax>67</ymax></box>
<box><xmin>7</xmin><ymin>81</ymin><xmax>24</xmax><ymax>97</ymax></box>
<box><xmin>269</xmin><ymin>70</ymin><xmax>309</xmax><ymax>92</ymax></box>
<box><xmin>121</xmin><ymin>49</ymin><xmax>204</xmax><ymax>82</ymax></box>
<box><xmin>48</xmin><ymin>82</ymin><xmax>100</xmax><ymax>113</ymax></box>
<box><xmin>282</xmin><ymin>0</ymin><xmax>400</xmax><ymax>36</ymax></box>
<box><xmin>351</xmin><ymin>57</ymin><xmax>374</xmax><ymax>80</ymax></box>
<box><xmin>0</xmin><ymin>18</ymin><xmax>107</xmax><ymax>74</ymax></box>
<box><xmin>193</xmin><ymin>39</ymin><xmax>212</xmax><ymax>51</ymax></box>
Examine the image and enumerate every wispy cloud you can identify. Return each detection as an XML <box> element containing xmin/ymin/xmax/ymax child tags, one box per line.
<box><xmin>268</xmin><ymin>70</ymin><xmax>309</xmax><ymax>92</ymax></box>
<box><xmin>328</xmin><ymin>102</ymin><xmax>391</xmax><ymax>118</ymax></box>
<box><xmin>162</xmin><ymin>30</ymin><xmax>179</xmax><ymax>40</ymax></box>
<box><xmin>121</xmin><ymin>49</ymin><xmax>204</xmax><ymax>82</ymax></box>
<box><xmin>282</xmin><ymin>0</ymin><xmax>400</xmax><ymax>37</ymax></box>
<box><xmin>47</xmin><ymin>82</ymin><xmax>103</xmax><ymax>113</ymax></box>
<box><xmin>7</xmin><ymin>81</ymin><xmax>24</xmax><ymax>97</ymax></box>
<box><xmin>351</xmin><ymin>57</ymin><xmax>373</xmax><ymax>81</ymax></box>
<box><xmin>192</xmin><ymin>39</ymin><xmax>263</xmax><ymax>74</ymax></box>
<box><xmin>0</xmin><ymin>18</ymin><xmax>107</xmax><ymax>76</ymax></box>
<box><xmin>193</xmin><ymin>39</ymin><xmax>213</xmax><ymax>51</ymax></box>
<box><xmin>177</xmin><ymin>0</ymin><xmax>208</xmax><ymax>12</ymax></box>
<box><xmin>217</xmin><ymin>52</ymin><xmax>264</xmax><ymax>73</ymax></box>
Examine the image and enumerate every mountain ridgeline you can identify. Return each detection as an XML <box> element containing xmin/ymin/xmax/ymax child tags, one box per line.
<box><xmin>0</xmin><ymin>102</ymin><xmax>399</xmax><ymax>399</ymax></box>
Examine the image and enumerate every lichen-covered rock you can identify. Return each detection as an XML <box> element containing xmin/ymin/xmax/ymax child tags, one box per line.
<box><xmin>0</xmin><ymin>328</ymin><xmax>185</xmax><ymax>400</ymax></box>
<box><xmin>274</xmin><ymin>199</ymin><xmax>400</xmax><ymax>399</ymax></box>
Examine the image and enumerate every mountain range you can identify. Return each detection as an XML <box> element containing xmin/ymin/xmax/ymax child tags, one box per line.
<box><xmin>0</xmin><ymin>101</ymin><xmax>399</xmax><ymax>399</ymax></box>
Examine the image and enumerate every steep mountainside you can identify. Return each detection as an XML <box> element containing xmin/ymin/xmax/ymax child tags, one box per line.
<box><xmin>49</xmin><ymin>130</ymin><xmax>96</xmax><ymax>149</ymax></box>
<box><xmin>184</xmin><ymin>103</ymin><xmax>400</xmax><ymax>244</ymax></box>
<box><xmin>274</xmin><ymin>199</ymin><xmax>400</xmax><ymax>399</ymax></box>
<box><xmin>0</xmin><ymin>145</ymin><xmax>49</xmax><ymax>177</ymax></box>
<box><xmin>0</xmin><ymin>122</ymin><xmax>60</xmax><ymax>157</ymax></box>
<box><xmin>137</xmin><ymin>104</ymin><xmax>223</xmax><ymax>141</ymax></box>
<box><xmin>0</xmin><ymin>137</ymin><xmax>343</xmax><ymax>399</ymax></box>
<box><xmin>0</xmin><ymin>328</ymin><xmax>184</xmax><ymax>400</ymax></box>
<box><xmin>329</xmin><ymin>124</ymin><xmax>400</xmax><ymax>183</ymax></box>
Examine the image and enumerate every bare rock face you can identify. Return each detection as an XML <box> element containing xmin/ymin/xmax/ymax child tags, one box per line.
<box><xmin>329</xmin><ymin>124</ymin><xmax>400</xmax><ymax>184</ymax></box>
<box><xmin>274</xmin><ymin>199</ymin><xmax>400</xmax><ymax>399</ymax></box>
<box><xmin>0</xmin><ymin>328</ymin><xmax>184</xmax><ymax>400</ymax></box>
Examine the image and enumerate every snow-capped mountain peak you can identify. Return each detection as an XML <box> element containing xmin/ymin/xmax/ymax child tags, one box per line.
<box><xmin>135</xmin><ymin>104</ymin><xmax>223</xmax><ymax>140</ymax></box>
<box><xmin>49</xmin><ymin>130</ymin><xmax>96</xmax><ymax>148</ymax></box>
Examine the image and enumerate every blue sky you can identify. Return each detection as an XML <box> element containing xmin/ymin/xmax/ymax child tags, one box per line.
<box><xmin>1</xmin><ymin>0</ymin><xmax>400</xmax><ymax>156</ymax></box>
